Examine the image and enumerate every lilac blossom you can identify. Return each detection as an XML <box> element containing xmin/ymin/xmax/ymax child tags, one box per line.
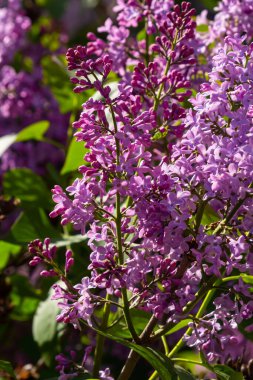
<box><xmin>47</xmin><ymin>2</ymin><xmax>200</xmax><ymax>347</ymax></box>
<box><xmin>0</xmin><ymin>1</ymin><xmax>69</xmax><ymax>175</ymax></box>
<box><xmin>0</xmin><ymin>0</ymin><xmax>30</xmax><ymax>67</ymax></box>
<box><xmin>168</xmin><ymin>35</ymin><xmax>253</xmax><ymax>361</ymax></box>
<box><xmin>29</xmin><ymin>0</ymin><xmax>253</xmax><ymax>377</ymax></box>
<box><xmin>195</xmin><ymin>0</ymin><xmax>253</xmax><ymax>82</ymax></box>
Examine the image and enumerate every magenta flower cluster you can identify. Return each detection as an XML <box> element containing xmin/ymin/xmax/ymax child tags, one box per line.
<box><xmin>0</xmin><ymin>0</ymin><xmax>30</xmax><ymax>67</ymax></box>
<box><xmin>0</xmin><ymin>0</ymin><xmax>68</xmax><ymax>175</ymax></box>
<box><xmin>27</xmin><ymin>0</ymin><xmax>253</xmax><ymax>379</ymax></box>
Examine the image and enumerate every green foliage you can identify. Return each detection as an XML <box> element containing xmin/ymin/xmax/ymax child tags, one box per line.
<box><xmin>201</xmin><ymin>204</ymin><xmax>220</xmax><ymax>225</ymax></box>
<box><xmin>32</xmin><ymin>288</ymin><xmax>65</xmax><ymax>367</ymax></box>
<box><xmin>0</xmin><ymin>241</ymin><xmax>20</xmax><ymax>270</ymax></box>
<box><xmin>174</xmin><ymin>365</ymin><xmax>196</xmax><ymax>380</ymax></box>
<box><xmin>10</xmin><ymin>275</ymin><xmax>41</xmax><ymax>321</ymax></box>
<box><xmin>213</xmin><ymin>365</ymin><xmax>244</xmax><ymax>380</ymax></box>
<box><xmin>61</xmin><ymin>138</ymin><xmax>89</xmax><ymax>174</ymax></box>
<box><xmin>107</xmin><ymin>309</ymin><xmax>151</xmax><ymax>338</ymax></box>
<box><xmin>42</xmin><ymin>55</ymin><xmax>84</xmax><ymax>113</ymax></box>
<box><xmin>94</xmin><ymin>329</ymin><xmax>178</xmax><ymax>380</ymax></box>
<box><xmin>196</xmin><ymin>24</ymin><xmax>209</xmax><ymax>33</ymax></box>
<box><xmin>0</xmin><ymin>122</ymin><xmax>50</xmax><ymax>159</ymax></box>
<box><xmin>5</xmin><ymin>208</ymin><xmax>60</xmax><ymax>244</ymax></box>
<box><xmin>240</xmin><ymin>274</ymin><xmax>253</xmax><ymax>285</ymax></box>
<box><xmin>53</xmin><ymin>233</ymin><xmax>88</xmax><ymax>247</ymax></box>
<box><xmin>36</xmin><ymin>0</ymin><xmax>68</xmax><ymax>18</ymax></box>
<box><xmin>198</xmin><ymin>0</ymin><xmax>218</xmax><ymax>10</ymax></box>
<box><xmin>32</xmin><ymin>294</ymin><xmax>60</xmax><ymax>347</ymax></box>
<box><xmin>16</xmin><ymin>121</ymin><xmax>50</xmax><ymax>142</ymax></box>
<box><xmin>0</xmin><ymin>360</ymin><xmax>16</xmax><ymax>379</ymax></box>
<box><xmin>165</xmin><ymin>319</ymin><xmax>192</xmax><ymax>336</ymax></box>
<box><xmin>3</xmin><ymin>168</ymin><xmax>51</xmax><ymax>209</ymax></box>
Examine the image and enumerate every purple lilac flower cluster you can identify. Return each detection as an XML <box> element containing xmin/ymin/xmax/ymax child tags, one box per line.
<box><xmin>0</xmin><ymin>65</ymin><xmax>67</xmax><ymax>174</ymax></box>
<box><xmin>0</xmin><ymin>0</ymin><xmax>68</xmax><ymax>175</ymax></box>
<box><xmin>0</xmin><ymin>0</ymin><xmax>30</xmax><ymax>67</ymax></box>
<box><xmin>195</xmin><ymin>0</ymin><xmax>253</xmax><ymax>80</ymax></box>
<box><xmin>48</xmin><ymin>1</ymin><xmax>197</xmax><ymax>330</ymax></box>
<box><xmin>213</xmin><ymin>0</ymin><xmax>253</xmax><ymax>40</ymax></box>
<box><xmin>28</xmin><ymin>0</ymin><xmax>253</xmax><ymax>378</ymax></box>
<box><xmin>172</xmin><ymin>35</ymin><xmax>253</xmax><ymax>363</ymax></box>
<box><xmin>85</xmin><ymin>0</ymin><xmax>196</xmax><ymax>140</ymax></box>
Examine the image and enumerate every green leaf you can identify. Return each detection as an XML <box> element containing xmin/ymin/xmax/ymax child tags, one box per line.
<box><xmin>9</xmin><ymin>212</ymin><xmax>39</xmax><ymax>243</ymax></box>
<box><xmin>0</xmin><ymin>241</ymin><xmax>21</xmax><ymax>270</ymax></box>
<box><xmin>0</xmin><ymin>122</ymin><xmax>50</xmax><ymax>157</ymax></box>
<box><xmin>38</xmin><ymin>0</ymin><xmax>68</xmax><ymax>18</ymax></box>
<box><xmin>137</xmin><ymin>29</ymin><xmax>146</xmax><ymax>41</ymax></box>
<box><xmin>6</xmin><ymin>207</ymin><xmax>60</xmax><ymax>244</ymax></box>
<box><xmin>200</xmin><ymin>0</ymin><xmax>218</xmax><ymax>10</ymax></box>
<box><xmin>108</xmin><ymin>309</ymin><xmax>151</xmax><ymax>338</ymax></box>
<box><xmin>196</xmin><ymin>24</ymin><xmax>209</xmax><ymax>33</ymax></box>
<box><xmin>10</xmin><ymin>275</ymin><xmax>42</xmax><ymax>320</ymax></box>
<box><xmin>213</xmin><ymin>365</ymin><xmax>244</xmax><ymax>380</ymax></box>
<box><xmin>94</xmin><ymin>329</ymin><xmax>177</xmax><ymax>380</ymax></box>
<box><xmin>3</xmin><ymin>168</ymin><xmax>51</xmax><ymax>209</ymax></box>
<box><xmin>165</xmin><ymin>319</ymin><xmax>191</xmax><ymax>335</ymax></box>
<box><xmin>201</xmin><ymin>204</ymin><xmax>220</xmax><ymax>225</ymax></box>
<box><xmin>11</xmin><ymin>294</ymin><xmax>40</xmax><ymax>321</ymax></box>
<box><xmin>0</xmin><ymin>360</ymin><xmax>16</xmax><ymax>379</ymax></box>
<box><xmin>16</xmin><ymin>121</ymin><xmax>50</xmax><ymax>142</ymax></box>
<box><xmin>61</xmin><ymin>138</ymin><xmax>89</xmax><ymax>175</ymax></box>
<box><xmin>152</xmin><ymin>129</ymin><xmax>168</xmax><ymax>141</ymax></box>
<box><xmin>175</xmin><ymin>365</ymin><xmax>196</xmax><ymax>380</ymax></box>
<box><xmin>241</xmin><ymin>274</ymin><xmax>253</xmax><ymax>285</ymax></box>
<box><xmin>32</xmin><ymin>291</ymin><xmax>60</xmax><ymax>347</ymax></box>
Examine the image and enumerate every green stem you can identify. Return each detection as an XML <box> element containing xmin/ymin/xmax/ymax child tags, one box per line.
<box><xmin>148</xmin><ymin>279</ymin><xmax>221</xmax><ymax>380</ymax></box>
<box><xmin>170</xmin><ymin>279</ymin><xmax>221</xmax><ymax>358</ymax></box>
<box><xmin>110</xmin><ymin>103</ymin><xmax>139</xmax><ymax>343</ymax></box>
<box><xmin>161</xmin><ymin>336</ymin><xmax>169</xmax><ymax>356</ymax></box>
<box><xmin>117</xmin><ymin>351</ymin><xmax>140</xmax><ymax>380</ymax></box>
<box><xmin>195</xmin><ymin>199</ymin><xmax>208</xmax><ymax>232</ymax></box>
<box><xmin>171</xmin><ymin>357</ymin><xmax>209</xmax><ymax>369</ymax></box>
<box><xmin>122</xmin><ymin>288</ymin><xmax>140</xmax><ymax>343</ymax></box>
<box><xmin>93</xmin><ymin>296</ymin><xmax>111</xmax><ymax>377</ymax></box>
<box><xmin>153</xmin><ymin>275</ymin><xmax>216</xmax><ymax>339</ymax></box>
<box><xmin>213</xmin><ymin>189</ymin><xmax>252</xmax><ymax>235</ymax></box>
<box><xmin>222</xmin><ymin>275</ymin><xmax>241</xmax><ymax>283</ymax></box>
<box><xmin>117</xmin><ymin>315</ymin><xmax>157</xmax><ymax>380</ymax></box>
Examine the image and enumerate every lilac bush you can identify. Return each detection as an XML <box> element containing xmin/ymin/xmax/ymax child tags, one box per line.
<box><xmin>1</xmin><ymin>0</ymin><xmax>252</xmax><ymax>379</ymax></box>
